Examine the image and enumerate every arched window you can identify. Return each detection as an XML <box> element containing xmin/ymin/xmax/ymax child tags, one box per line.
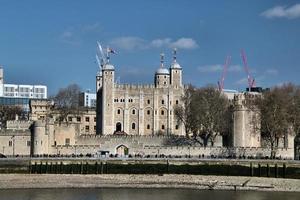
<box><xmin>132</xmin><ymin>123</ymin><xmax>136</xmax><ymax>130</ymax></box>
<box><xmin>162</xmin><ymin>125</ymin><xmax>165</xmax><ymax>130</ymax></box>
<box><xmin>147</xmin><ymin>124</ymin><xmax>150</xmax><ymax>129</ymax></box>
<box><xmin>147</xmin><ymin>110</ymin><xmax>150</xmax><ymax>115</ymax></box>
<box><xmin>147</xmin><ymin>99</ymin><xmax>150</xmax><ymax>104</ymax></box>
<box><xmin>117</xmin><ymin>109</ymin><xmax>121</xmax><ymax>114</ymax></box>
<box><xmin>161</xmin><ymin>110</ymin><xmax>164</xmax><ymax>115</ymax></box>
<box><xmin>132</xmin><ymin>109</ymin><xmax>136</xmax><ymax>115</ymax></box>
<box><xmin>176</xmin><ymin>100</ymin><xmax>179</xmax><ymax>104</ymax></box>
<box><xmin>161</xmin><ymin>100</ymin><xmax>165</xmax><ymax>105</ymax></box>
<box><xmin>175</xmin><ymin>124</ymin><xmax>179</xmax><ymax>130</ymax></box>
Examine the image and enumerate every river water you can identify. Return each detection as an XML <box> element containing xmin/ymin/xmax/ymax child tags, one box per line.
<box><xmin>0</xmin><ymin>188</ymin><xmax>299</xmax><ymax>200</ymax></box>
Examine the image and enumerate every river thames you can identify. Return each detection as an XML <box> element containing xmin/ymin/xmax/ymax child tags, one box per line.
<box><xmin>0</xmin><ymin>188</ymin><xmax>299</xmax><ymax>200</ymax></box>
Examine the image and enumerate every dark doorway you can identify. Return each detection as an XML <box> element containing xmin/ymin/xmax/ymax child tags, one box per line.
<box><xmin>116</xmin><ymin>122</ymin><xmax>122</xmax><ymax>132</ymax></box>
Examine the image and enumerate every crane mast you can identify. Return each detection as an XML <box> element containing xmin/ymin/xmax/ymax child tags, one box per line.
<box><xmin>241</xmin><ymin>49</ymin><xmax>255</xmax><ymax>90</ymax></box>
<box><xmin>218</xmin><ymin>55</ymin><xmax>231</xmax><ymax>91</ymax></box>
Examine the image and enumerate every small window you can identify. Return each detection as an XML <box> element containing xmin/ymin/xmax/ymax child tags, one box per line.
<box><xmin>162</xmin><ymin>125</ymin><xmax>165</xmax><ymax>130</ymax></box>
<box><xmin>85</xmin><ymin>126</ymin><xmax>89</xmax><ymax>132</ymax></box>
<box><xmin>9</xmin><ymin>141</ymin><xmax>12</xmax><ymax>147</ymax></box>
<box><xmin>147</xmin><ymin>100</ymin><xmax>150</xmax><ymax>104</ymax></box>
<box><xmin>132</xmin><ymin>123</ymin><xmax>136</xmax><ymax>130</ymax></box>
<box><xmin>132</xmin><ymin>109</ymin><xmax>135</xmax><ymax>115</ymax></box>
<box><xmin>176</xmin><ymin>100</ymin><xmax>179</xmax><ymax>104</ymax></box>
<box><xmin>68</xmin><ymin>117</ymin><xmax>72</xmax><ymax>121</ymax></box>
<box><xmin>147</xmin><ymin>124</ymin><xmax>150</xmax><ymax>129</ymax></box>
<box><xmin>164</xmin><ymin>82</ymin><xmax>166</xmax><ymax>85</ymax></box>
<box><xmin>164</xmin><ymin>76</ymin><xmax>166</xmax><ymax>78</ymax></box>
<box><xmin>94</xmin><ymin>126</ymin><xmax>96</xmax><ymax>131</ymax></box>
<box><xmin>117</xmin><ymin>109</ymin><xmax>121</xmax><ymax>114</ymax></box>
<box><xmin>175</xmin><ymin>125</ymin><xmax>179</xmax><ymax>130</ymax></box>
<box><xmin>162</xmin><ymin>100</ymin><xmax>164</xmax><ymax>105</ymax></box>
<box><xmin>161</xmin><ymin>110</ymin><xmax>164</xmax><ymax>115</ymax></box>
<box><xmin>94</xmin><ymin>117</ymin><xmax>96</xmax><ymax>122</ymax></box>
<box><xmin>27</xmin><ymin>141</ymin><xmax>31</xmax><ymax>146</ymax></box>
<box><xmin>147</xmin><ymin>110</ymin><xmax>150</xmax><ymax>115</ymax></box>
<box><xmin>85</xmin><ymin>117</ymin><xmax>89</xmax><ymax>122</ymax></box>
<box><xmin>65</xmin><ymin>138</ymin><xmax>70</xmax><ymax>146</ymax></box>
<box><xmin>77</xmin><ymin>117</ymin><xmax>81</xmax><ymax>122</ymax></box>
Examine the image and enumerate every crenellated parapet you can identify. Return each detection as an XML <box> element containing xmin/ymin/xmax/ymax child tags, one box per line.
<box><xmin>115</xmin><ymin>84</ymin><xmax>156</xmax><ymax>89</ymax></box>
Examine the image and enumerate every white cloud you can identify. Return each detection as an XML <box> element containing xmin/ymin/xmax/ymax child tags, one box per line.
<box><xmin>169</xmin><ymin>38</ymin><xmax>199</xmax><ymax>49</ymax></box>
<box><xmin>261</xmin><ymin>4</ymin><xmax>300</xmax><ymax>19</ymax></box>
<box><xmin>235</xmin><ymin>78</ymin><xmax>248</xmax><ymax>86</ymax></box>
<box><xmin>265</xmin><ymin>69</ymin><xmax>278</xmax><ymax>75</ymax></box>
<box><xmin>109</xmin><ymin>37</ymin><xmax>146</xmax><ymax>50</ymax></box>
<box><xmin>82</xmin><ymin>23</ymin><xmax>101</xmax><ymax>32</ymax></box>
<box><xmin>109</xmin><ymin>37</ymin><xmax>199</xmax><ymax>50</ymax></box>
<box><xmin>228</xmin><ymin>65</ymin><xmax>243</xmax><ymax>72</ymax></box>
<box><xmin>60</xmin><ymin>23</ymin><xmax>102</xmax><ymax>45</ymax></box>
<box><xmin>60</xmin><ymin>31</ymin><xmax>80</xmax><ymax>45</ymax></box>
<box><xmin>61</xmin><ymin>31</ymin><xmax>72</xmax><ymax>39</ymax></box>
<box><xmin>150</xmin><ymin>38</ymin><xmax>172</xmax><ymax>48</ymax></box>
<box><xmin>197</xmin><ymin>65</ymin><xmax>222</xmax><ymax>73</ymax></box>
<box><xmin>198</xmin><ymin>64</ymin><xmax>242</xmax><ymax>73</ymax></box>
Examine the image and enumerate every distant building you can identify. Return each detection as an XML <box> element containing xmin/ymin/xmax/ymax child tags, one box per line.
<box><xmin>0</xmin><ymin>67</ymin><xmax>47</xmax><ymax>99</ymax></box>
<box><xmin>79</xmin><ymin>92</ymin><xmax>96</xmax><ymax>108</ymax></box>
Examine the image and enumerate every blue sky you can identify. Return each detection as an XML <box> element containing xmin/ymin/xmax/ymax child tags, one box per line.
<box><xmin>0</xmin><ymin>0</ymin><xmax>300</xmax><ymax>95</ymax></box>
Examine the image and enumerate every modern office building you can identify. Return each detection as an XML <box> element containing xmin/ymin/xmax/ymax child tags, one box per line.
<box><xmin>0</xmin><ymin>67</ymin><xmax>47</xmax><ymax>99</ymax></box>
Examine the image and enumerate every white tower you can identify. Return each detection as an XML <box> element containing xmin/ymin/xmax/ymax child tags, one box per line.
<box><xmin>101</xmin><ymin>49</ymin><xmax>115</xmax><ymax>135</ymax></box>
<box><xmin>169</xmin><ymin>48</ymin><xmax>182</xmax><ymax>89</ymax></box>
<box><xmin>154</xmin><ymin>53</ymin><xmax>170</xmax><ymax>88</ymax></box>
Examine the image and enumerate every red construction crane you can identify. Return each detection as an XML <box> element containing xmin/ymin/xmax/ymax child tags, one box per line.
<box><xmin>240</xmin><ymin>49</ymin><xmax>255</xmax><ymax>89</ymax></box>
<box><xmin>218</xmin><ymin>55</ymin><xmax>231</xmax><ymax>91</ymax></box>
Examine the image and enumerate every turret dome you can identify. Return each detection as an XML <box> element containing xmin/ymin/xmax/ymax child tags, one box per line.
<box><xmin>103</xmin><ymin>63</ymin><xmax>114</xmax><ymax>70</ymax></box>
<box><xmin>170</xmin><ymin>62</ymin><xmax>181</xmax><ymax>69</ymax></box>
<box><xmin>155</xmin><ymin>68</ymin><xmax>169</xmax><ymax>75</ymax></box>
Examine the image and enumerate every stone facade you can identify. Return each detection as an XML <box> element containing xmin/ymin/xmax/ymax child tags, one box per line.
<box><xmin>96</xmin><ymin>52</ymin><xmax>184</xmax><ymax>136</ymax></box>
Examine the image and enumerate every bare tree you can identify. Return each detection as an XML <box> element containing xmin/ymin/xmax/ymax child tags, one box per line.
<box><xmin>247</xmin><ymin>84</ymin><xmax>296</xmax><ymax>158</ymax></box>
<box><xmin>174</xmin><ymin>85</ymin><xmax>231</xmax><ymax>146</ymax></box>
<box><xmin>196</xmin><ymin>86</ymin><xmax>230</xmax><ymax>146</ymax></box>
<box><xmin>51</xmin><ymin>84</ymin><xmax>81</xmax><ymax>122</ymax></box>
<box><xmin>174</xmin><ymin>85</ymin><xmax>199</xmax><ymax>137</ymax></box>
<box><xmin>289</xmin><ymin>85</ymin><xmax>300</xmax><ymax>137</ymax></box>
<box><xmin>0</xmin><ymin>105</ymin><xmax>24</xmax><ymax>129</ymax></box>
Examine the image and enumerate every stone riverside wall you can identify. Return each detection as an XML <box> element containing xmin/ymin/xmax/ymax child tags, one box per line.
<box><xmin>52</xmin><ymin>135</ymin><xmax>294</xmax><ymax>159</ymax></box>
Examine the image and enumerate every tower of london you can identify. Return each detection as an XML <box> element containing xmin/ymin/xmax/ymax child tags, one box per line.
<box><xmin>96</xmin><ymin>49</ymin><xmax>185</xmax><ymax>136</ymax></box>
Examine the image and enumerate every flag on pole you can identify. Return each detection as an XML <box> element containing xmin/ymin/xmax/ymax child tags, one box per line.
<box><xmin>108</xmin><ymin>48</ymin><xmax>117</xmax><ymax>54</ymax></box>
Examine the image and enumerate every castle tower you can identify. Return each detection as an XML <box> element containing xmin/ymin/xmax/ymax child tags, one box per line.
<box><xmin>96</xmin><ymin>71</ymin><xmax>102</xmax><ymax>92</ymax></box>
<box><xmin>233</xmin><ymin>93</ymin><xmax>261</xmax><ymax>147</ymax></box>
<box><xmin>154</xmin><ymin>53</ymin><xmax>170</xmax><ymax>88</ymax></box>
<box><xmin>32</xmin><ymin>120</ymin><xmax>52</xmax><ymax>156</ymax></box>
<box><xmin>169</xmin><ymin>48</ymin><xmax>182</xmax><ymax>89</ymax></box>
<box><xmin>100</xmin><ymin>50</ymin><xmax>115</xmax><ymax>135</ymax></box>
<box><xmin>0</xmin><ymin>66</ymin><xmax>3</xmax><ymax>96</ymax></box>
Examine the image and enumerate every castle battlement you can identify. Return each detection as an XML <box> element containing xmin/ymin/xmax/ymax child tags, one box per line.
<box><xmin>6</xmin><ymin>120</ymin><xmax>33</xmax><ymax>130</ymax></box>
<box><xmin>115</xmin><ymin>83</ymin><xmax>156</xmax><ymax>89</ymax></box>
